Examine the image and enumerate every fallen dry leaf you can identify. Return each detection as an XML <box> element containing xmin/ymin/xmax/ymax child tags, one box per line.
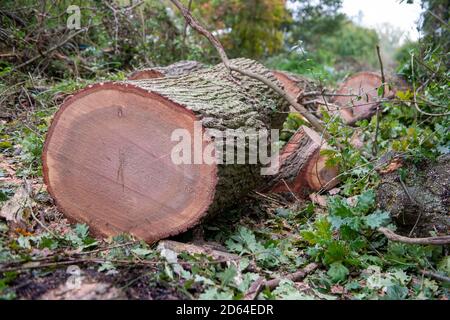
<box><xmin>331</xmin><ymin>285</ymin><xmax>345</xmax><ymax>294</ymax></box>
<box><xmin>0</xmin><ymin>181</ymin><xmax>33</xmax><ymax>224</ymax></box>
<box><xmin>309</xmin><ymin>193</ymin><xmax>327</xmax><ymax>207</ymax></box>
<box><xmin>379</xmin><ymin>158</ymin><xmax>403</xmax><ymax>174</ymax></box>
<box><xmin>328</xmin><ymin>187</ymin><xmax>341</xmax><ymax>195</ymax></box>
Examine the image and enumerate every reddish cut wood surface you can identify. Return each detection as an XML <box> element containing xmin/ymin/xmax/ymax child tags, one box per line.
<box><xmin>43</xmin><ymin>83</ymin><xmax>217</xmax><ymax>242</ymax></box>
<box><xmin>333</xmin><ymin>72</ymin><xmax>382</xmax><ymax>121</ymax></box>
<box><xmin>271</xmin><ymin>126</ymin><xmax>339</xmax><ymax>194</ymax></box>
<box><xmin>272</xmin><ymin>70</ymin><xmax>302</xmax><ymax>98</ymax></box>
<box><xmin>127</xmin><ymin>69</ymin><xmax>165</xmax><ymax>80</ymax></box>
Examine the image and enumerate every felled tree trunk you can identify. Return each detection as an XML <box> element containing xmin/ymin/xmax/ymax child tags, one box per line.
<box><xmin>43</xmin><ymin>58</ymin><xmax>341</xmax><ymax>242</ymax></box>
<box><xmin>271</xmin><ymin>71</ymin><xmax>316</xmax><ymax>100</ymax></box>
<box><xmin>130</xmin><ymin>65</ymin><xmax>339</xmax><ymax>194</ymax></box>
<box><xmin>331</xmin><ymin>72</ymin><xmax>392</xmax><ymax>125</ymax></box>
<box><xmin>267</xmin><ymin>126</ymin><xmax>339</xmax><ymax>196</ymax></box>
<box><xmin>43</xmin><ymin>58</ymin><xmax>293</xmax><ymax>242</ymax></box>
<box><xmin>128</xmin><ymin>60</ymin><xmax>205</xmax><ymax>80</ymax></box>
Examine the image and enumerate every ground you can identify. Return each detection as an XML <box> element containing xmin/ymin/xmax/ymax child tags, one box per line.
<box><xmin>0</xmin><ymin>140</ymin><xmax>448</xmax><ymax>299</ymax></box>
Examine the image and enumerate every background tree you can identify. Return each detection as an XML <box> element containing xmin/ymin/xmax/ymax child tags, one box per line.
<box><xmin>187</xmin><ymin>0</ymin><xmax>290</xmax><ymax>60</ymax></box>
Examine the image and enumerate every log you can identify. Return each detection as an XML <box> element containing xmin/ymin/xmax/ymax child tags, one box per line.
<box><xmin>332</xmin><ymin>72</ymin><xmax>387</xmax><ymax>125</ymax></box>
<box><xmin>169</xmin><ymin>69</ymin><xmax>340</xmax><ymax>195</ymax></box>
<box><xmin>43</xmin><ymin>58</ymin><xmax>292</xmax><ymax>243</ymax></box>
<box><xmin>127</xmin><ymin>60</ymin><xmax>205</xmax><ymax>80</ymax></box>
<box><xmin>267</xmin><ymin>125</ymin><xmax>339</xmax><ymax>196</ymax></box>
<box><xmin>157</xmin><ymin>240</ymin><xmax>241</xmax><ymax>262</ymax></box>
<box><xmin>271</xmin><ymin>71</ymin><xmax>315</xmax><ymax>100</ymax></box>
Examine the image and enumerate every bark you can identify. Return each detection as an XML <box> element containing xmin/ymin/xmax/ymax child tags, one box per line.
<box><xmin>127</xmin><ymin>60</ymin><xmax>205</xmax><ymax>80</ymax></box>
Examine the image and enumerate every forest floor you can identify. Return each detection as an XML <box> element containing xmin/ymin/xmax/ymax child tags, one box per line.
<box><xmin>0</xmin><ymin>72</ymin><xmax>448</xmax><ymax>300</ymax></box>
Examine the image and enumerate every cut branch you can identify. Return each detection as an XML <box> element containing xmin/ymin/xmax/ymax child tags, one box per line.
<box><xmin>378</xmin><ymin>227</ymin><xmax>450</xmax><ymax>245</ymax></box>
<box><xmin>244</xmin><ymin>263</ymin><xmax>318</xmax><ymax>300</ymax></box>
<box><xmin>157</xmin><ymin>240</ymin><xmax>241</xmax><ymax>262</ymax></box>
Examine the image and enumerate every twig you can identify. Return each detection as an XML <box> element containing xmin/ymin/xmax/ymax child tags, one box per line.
<box><xmin>378</xmin><ymin>227</ymin><xmax>450</xmax><ymax>245</ymax></box>
<box><xmin>372</xmin><ymin>45</ymin><xmax>385</xmax><ymax>156</ymax></box>
<box><xmin>170</xmin><ymin>0</ymin><xmax>229</xmax><ymax>67</ymax></box>
<box><xmin>14</xmin><ymin>28</ymin><xmax>87</xmax><ymax>70</ymax></box>
<box><xmin>413</xmin><ymin>93</ymin><xmax>450</xmax><ymax>116</ymax></box>
<box><xmin>281</xmin><ymin>179</ymin><xmax>301</xmax><ymax>202</ymax></box>
<box><xmin>426</xmin><ymin>10</ymin><xmax>449</xmax><ymax>29</ymax></box>
<box><xmin>244</xmin><ymin>263</ymin><xmax>318</xmax><ymax>300</ymax></box>
<box><xmin>244</xmin><ymin>278</ymin><xmax>265</xmax><ymax>300</ymax></box>
<box><xmin>0</xmin><ymin>253</ymin><xmax>239</xmax><ymax>273</ymax></box>
<box><xmin>411</xmin><ymin>53</ymin><xmax>450</xmax><ymax>117</ymax></box>
<box><xmin>169</xmin><ymin>0</ymin><xmax>328</xmax><ymax>136</ymax></box>
<box><xmin>301</xmin><ymin>91</ymin><xmax>360</xmax><ymax>98</ymax></box>
<box><xmin>421</xmin><ymin>269</ymin><xmax>450</xmax><ymax>283</ymax></box>
<box><xmin>182</xmin><ymin>0</ymin><xmax>193</xmax><ymax>46</ymax></box>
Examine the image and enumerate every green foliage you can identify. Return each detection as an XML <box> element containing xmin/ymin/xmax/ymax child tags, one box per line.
<box><xmin>0</xmin><ymin>0</ymin><xmax>197</xmax><ymax>78</ymax></box>
<box><xmin>17</xmin><ymin>131</ymin><xmax>45</xmax><ymax>177</ymax></box>
<box><xmin>269</xmin><ymin>16</ymin><xmax>380</xmax><ymax>83</ymax></box>
<box><xmin>225</xmin><ymin>226</ymin><xmax>297</xmax><ymax>269</ymax></box>
<box><xmin>301</xmin><ymin>191</ymin><xmax>391</xmax><ymax>279</ymax></box>
<box><xmin>15</xmin><ymin>223</ymin><xmax>97</xmax><ymax>251</ymax></box>
<box><xmin>192</xmin><ymin>0</ymin><xmax>289</xmax><ymax>59</ymax></box>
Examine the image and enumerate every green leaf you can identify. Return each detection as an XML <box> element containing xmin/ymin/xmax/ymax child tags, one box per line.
<box><xmin>98</xmin><ymin>261</ymin><xmax>116</xmax><ymax>272</ymax></box>
<box><xmin>74</xmin><ymin>223</ymin><xmax>89</xmax><ymax>239</ymax></box>
<box><xmin>199</xmin><ymin>288</ymin><xmax>233</xmax><ymax>300</ymax></box>
<box><xmin>364</xmin><ymin>210</ymin><xmax>391</xmax><ymax>229</ymax></box>
<box><xmin>328</xmin><ymin>196</ymin><xmax>353</xmax><ymax>217</ymax></box>
<box><xmin>385</xmin><ymin>285</ymin><xmax>408</xmax><ymax>300</ymax></box>
<box><xmin>324</xmin><ymin>241</ymin><xmax>348</xmax><ymax>265</ymax></box>
<box><xmin>17</xmin><ymin>236</ymin><xmax>31</xmax><ymax>249</ymax></box>
<box><xmin>0</xmin><ymin>190</ymin><xmax>8</xmax><ymax>202</ymax></box>
<box><xmin>354</xmin><ymin>190</ymin><xmax>375</xmax><ymax>213</ymax></box>
<box><xmin>39</xmin><ymin>236</ymin><xmax>58</xmax><ymax>250</ymax></box>
<box><xmin>131</xmin><ymin>247</ymin><xmax>152</xmax><ymax>256</ymax></box>
<box><xmin>218</xmin><ymin>265</ymin><xmax>237</xmax><ymax>286</ymax></box>
<box><xmin>0</xmin><ymin>141</ymin><xmax>12</xmax><ymax>150</ymax></box>
<box><xmin>345</xmin><ymin>280</ymin><xmax>361</xmax><ymax>291</ymax></box>
<box><xmin>377</xmin><ymin>85</ymin><xmax>385</xmax><ymax>97</ymax></box>
<box><xmin>327</xmin><ymin>262</ymin><xmax>349</xmax><ymax>283</ymax></box>
<box><xmin>271</xmin><ymin>279</ymin><xmax>313</xmax><ymax>300</ymax></box>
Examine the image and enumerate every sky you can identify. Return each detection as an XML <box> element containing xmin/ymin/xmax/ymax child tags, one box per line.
<box><xmin>341</xmin><ymin>0</ymin><xmax>423</xmax><ymax>42</ymax></box>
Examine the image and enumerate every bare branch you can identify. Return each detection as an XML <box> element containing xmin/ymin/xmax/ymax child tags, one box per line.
<box><xmin>378</xmin><ymin>227</ymin><xmax>450</xmax><ymax>245</ymax></box>
<box><xmin>372</xmin><ymin>45</ymin><xmax>385</xmax><ymax>156</ymax></box>
<box><xmin>14</xmin><ymin>27</ymin><xmax>88</xmax><ymax>70</ymax></box>
<box><xmin>244</xmin><ymin>263</ymin><xmax>318</xmax><ymax>300</ymax></box>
